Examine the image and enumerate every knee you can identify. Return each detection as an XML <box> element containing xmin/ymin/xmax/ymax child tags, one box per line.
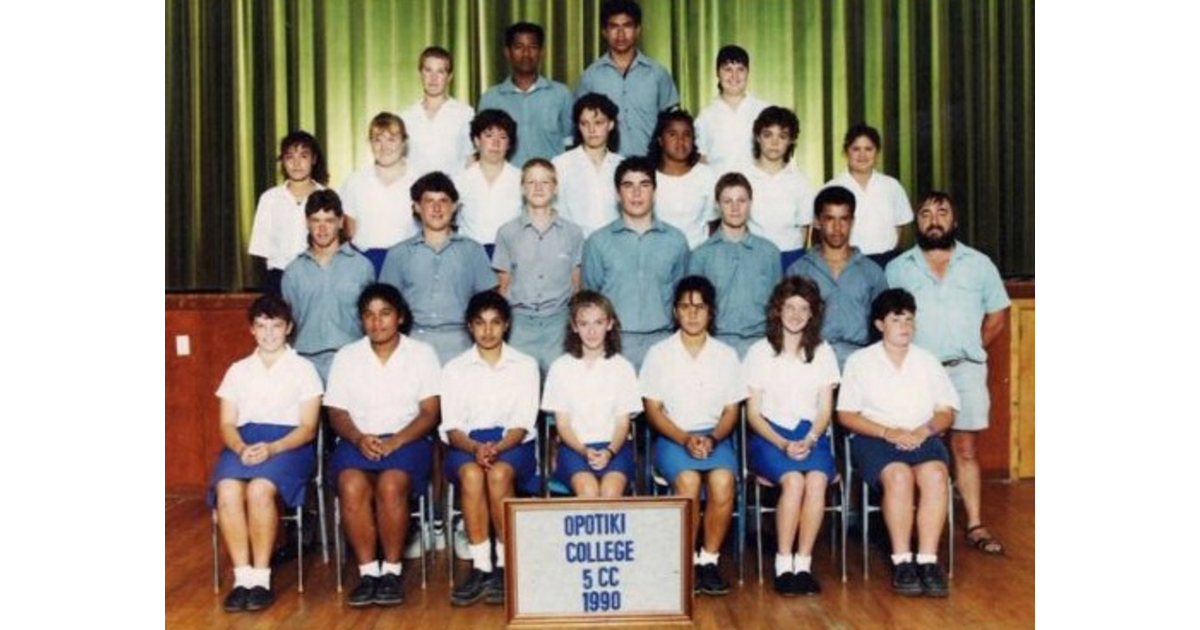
<box><xmin>246</xmin><ymin>479</ymin><xmax>278</xmax><ymax>509</ymax></box>
<box><xmin>377</xmin><ymin>472</ymin><xmax>411</xmax><ymax>500</ymax></box>
<box><xmin>457</xmin><ymin>464</ymin><xmax>485</xmax><ymax>493</ymax></box>
<box><xmin>917</xmin><ymin>463</ymin><xmax>950</xmax><ymax>492</ymax></box>
<box><xmin>707</xmin><ymin>470</ymin><xmax>735</xmax><ymax>502</ymax></box>
<box><xmin>215</xmin><ymin>480</ymin><xmax>245</xmax><ymax>508</ymax></box>
<box><xmin>486</xmin><ymin>465</ymin><xmax>514</xmax><ymax>492</ymax></box>
<box><xmin>779</xmin><ymin>473</ymin><xmax>804</xmax><ymax>498</ymax></box>
<box><xmin>951</xmin><ymin>432</ymin><xmax>978</xmax><ymax>460</ymax></box>
<box><xmin>674</xmin><ymin>471</ymin><xmax>701</xmax><ymax>497</ymax></box>
<box><xmin>879</xmin><ymin>464</ymin><xmax>914</xmax><ymax>492</ymax></box>
<box><xmin>804</xmin><ymin>472</ymin><xmax>829</xmax><ymax>495</ymax></box>
<box><xmin>338</xmin><ymin>473</ymin><xmax>371</xmax><ymax>507</ymax></box>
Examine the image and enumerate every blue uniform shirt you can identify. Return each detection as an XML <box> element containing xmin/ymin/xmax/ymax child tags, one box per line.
<box><xmin>574</xmin><ymin>50</ymin><xmax>680</xmax><ymax>157</ymax></box>
<box><xmin>885</xmin><ymin>242</ymin><xmax>1010</xmax><ymax>363</ymax></box>
<box><xmin>379</xmin><ymin>233</ymin><xmax>498</xmax><ymax>329</ymax></box>
<box><xmin>492</xmin><ymin>212</ymin><xmax>584</xmax><ymax>315</ymax></box>
<box><xmin>281</xmin><ymin>242</ymin><xmax>375</xmax><ymax>355</ymax></box>
<box><xmin>787</xmin><ymin>247</ymin><xmax>886</xmax><ymax>369</ymax></box>
<box><xmin>688</xmin><ymin>229</ymin><xmax>781</xmax><ymax>339</ymax></box>
<box><xmin>582</xmin><ymin>217</ymin><xmax>689</xmax><ymax>334</ymax></box>
<box><xmin>479</xmin><ymin>75</ymin><xmax>574</xmax><ymax>166</ymax></box>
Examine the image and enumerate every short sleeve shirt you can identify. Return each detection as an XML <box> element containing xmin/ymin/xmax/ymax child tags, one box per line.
<box><xmin>582</xmin><ymin>218</ymin><xmax>689</xmax><ymax>334</ymax></box>
<box><xmin>378</xmin><ymin>233</ymin><xmax>499</xmax><ymax>330</ymax></box>
<box><xmin>439</xmin><ymin>344</ymin><xmax>540</xmax><ymax>443</ymax></box>
<box><xmin>248</xmin><ymin>183</ymin><xmax>326</xmax><ymax>270</ymax></box>
<box><xmin>401</xmin><ymin>97</ymin><xmax>475</xmax><ymax>178</ymax></box>
<box><xmin>744</xmin><ymin>162</ymin><xmax>816</xmax><ymax>251</ymax></box>
<box><xmin>825</xmin><ymin>170</ymin><xmax>913</xmax><ymax>254</ymax></box>
<box><xmin>743</xmin><ymin>340</ymin><xmax>839</xmax><ymax>431</ymax></box>
<box><xmin>786</xmin><ymin>247</ymin><xmax>887</xmax><ymax>368</ymax></box>
<box><xmin>492</xmin><ymin>212</ymin><xmax>584</xmax><ymax>314</ymax></box>
<box><xmin>453</xmin><ymin>162</ymin><xmax>524</xmax><ymax>245</ymax></box>
<box><xmin>836</xmin><ymin>342</ymin><xmax>960</xmax><ymax>431</ymax></box>
<box><xmin>282</xmin><ymin>243</ymin><xmax>376</xmax><ymax>355</ymax></box>
<box><xmin>542</xmin><ymin>353</ymin><xmax>643</xmax><ymax>444</ymax></box>
<box><xmin>654</xmin><ymin>164</ymin><xmax>718</xmax><ymax>249</ymax></box>
<box><xmin>324</xmin><ymin>336</ymin><xmax>441</xmax><ymax>435</ymax></box>
<box><xmin>551</xmin><ymin>147</ymin><xmax>623</xmax><ymax>237</ymax></box>
<box><xmin>216</xmin><ymin>347</ymin><xmax>324</xmax><ymax>428</ymax></box>
<box><xmin>339</xmin><ymin>164</ymin><xmax>420</xmax><ymax>250</ymax></box>
<box><xmin>688</xmin><ymin>230</ymin><xmax>781</xmax><ymax>339</ymax></box>
<box><xmin>694</xmin><ymin>93</ymin><xmax>770</xmax><ymax>172</ymax></box>
<box><xmin>639</xmin><ymin>332</ymin><xmax>746</xmax><ymax>432</ymax></box>
<box><xmin>478</xmin><ymin>75</ymin><xmax>574</xmax><ymax>166</ymax></box>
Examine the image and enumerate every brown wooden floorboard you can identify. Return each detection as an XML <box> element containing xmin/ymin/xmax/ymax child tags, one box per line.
<box><xmin>167</xmin><ymin>480</ymin><xmax>1033</xmax><ymax>629</ymax></box>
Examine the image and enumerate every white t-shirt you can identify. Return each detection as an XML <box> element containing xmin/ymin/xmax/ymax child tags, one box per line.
<box><xmin>743</xmin><ymin>339</ymin><xmax>840</xmax><ymax>431</ymax></box>
<box><xmin>339</xmin><ymin>164</ymin><xmax>419</xmax><ymax>250</ymax></box>
<box><xmin>324</xmin><ymin>335</ymin><xmax>441</xmax><ymax>435</ymax></box>
<box><xmin>695</xmin><ymin>93</ymin><xmax>769</xmax><ymax>172</ymax></box>
<box><xmin>836</xmin><ymin>341</ymin><xmax>960</xmax><ymax>431</ymax></box>
<box><xmin>453</xmin><ymin>162</ymin><xmax>523</xmax><ymax>245</ymax></box>
<box><xmin>655</xmin><ymin>163</ymin><xmax>718</xmax><ymax>249</ymax></box>
<box><xmin>551</xmin><ymin>146</ymin><xmax>623</xmax><ymax>237</ymax></box>
<box><xmin>824</xmin><ymin>170</ymin><xmax>913</xmax><ymax>254</ymax></box>
<box><xmin>639</xmin><ymin>332</ymin><xmax>745</xmax><ymax>432</ymax></box>
<box><xmin>248</xmin><ymin>182</ymin><xmax>326</xmax><ymax>270</ymax></box>
<box><xmin>439</xmin><ymin>344</ymin><xmax>540</xmax><ymax>443</ymax></box>
<box><xmin>216</xmin><ymin>347</ymin><xmax>323</xmax><ymax>428</ymax></box>
<box><xmin>743</xmin><ymin>161</ymin><xmax>815</xmax><ymax>252</ymax></box>
<box><xmin>401</xmin><ymin>97</ymin><xmax>475</xmax><ymax>178</ymax></box>
<box><xmin>542</xmin><ymin>353</ymin><xmax>643</xmax><ymax>444</ymax></box>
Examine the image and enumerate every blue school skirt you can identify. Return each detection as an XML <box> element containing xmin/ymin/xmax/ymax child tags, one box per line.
<box><xmin>208</xmin><ymin>423</ymin><xmax>315</xmax><ymax>509</ymax></box>
<box><xmin>444</xmin><ymin>427</ymin><xmax>537</xmax><ymax>486</ymax></box>
<box><xmin>554</xmin><ymin>441</ymin><xmax>636</xmax><ymax>486</ymax></box>
<box><xmin>329</xmin><ymin>434</ymin><xmax>434</xmax><ymax>492</ymax></box>
<box><xmin>850</xmin><ymin>434</ymin><xmax>949</xmax><ymax>487</ymax></box>
<box><xmin>653</xmin><ymin>431</ymin><xmax>738</xmax><ymax>484</ymax></box>
<box><xmin>748</xmin><ymin>419</ymin><xmax>836</xmax><ymax>483</ymax></box>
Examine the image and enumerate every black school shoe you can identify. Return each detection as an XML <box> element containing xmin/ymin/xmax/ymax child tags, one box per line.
<box><xmin>697</xmin><ymin>563</ymin><xmax>730</xmax><ymax>596</ymax></box>
<box><xmin>918</xmin><ymin>563</ymin><xmax>949</xmax><ymax>598</ymax></box>
<box><xmin>348</xmin><ymin>575</ymin><xmax>378</xmax><ymax>607</ymax></box>
<box><xmin>773</xmin><ymin>571</ymin><xmax>798</xmax><ymax>596</ymax></box>
<box><xmin>892</xmin><ymin>561</ymin><xmax>922</xmax><ymax>596</ymax></box>
<box><xmin>245</xmin><ymin>586</ymin><xmax>274</xmax><ymax>612</ymax></box>
<box><xmin>374</xmin><ymin>573</ymin><xmax>405</xmax><ymax>606</ymax></box>
<box><xmin>793</xmin><ymin>571</ymin><xmax>822</xmax><ymax>595</ymax></box>
<box><xmin>484</xmin><ymin>567</ymin><xmax>505</xmax><ymax>605</ymax></box>
<box><xmin>451</xmin><ymin>569</ymin><xmax>492</xmax><ymax>606</ymax></box>
<box><xmin>223</xmin><ymin>586</ymin><xmax>251</xmax><ymax>612</ymax></box>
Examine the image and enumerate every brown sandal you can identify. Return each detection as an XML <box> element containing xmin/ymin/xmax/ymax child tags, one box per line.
<box><xmin>965</xmin><ymin>525</ymin><xmax>1005</xmax><ymax>555</ymax></box>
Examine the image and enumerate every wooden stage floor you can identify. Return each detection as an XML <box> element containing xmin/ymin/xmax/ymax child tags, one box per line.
<box><xmin>166</xmin><ymin>480</ymin><xmax>1033</xmax><ymax>630</ymax></box>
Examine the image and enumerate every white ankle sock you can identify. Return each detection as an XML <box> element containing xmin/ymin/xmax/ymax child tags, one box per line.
<box><xmin>495</xmin><ymin>541</ymin><xmax>505</xmax><ymax>569</ymax></box>
<box><xmin>891</xmin><ymin>552</ymin><xmax>913</xmax><ymax>565</ymax></box>
<box><xmin>359</xmin><ymin>561</ymin><xmax>381</xmax><ymax>578</ymax></box>
<box><xmin>381</xmin><ymin>561</ymin><xmax>402</xmax><ymax>576</ymax></box>
<box><xmin>233</xmin><ymin>566</ymin><xmax>253</xmax><ymax>588</ymax></box>
<box><xmin>915</xmin><ymin>554</ymin><xmax>938</xmax><ymax>565</ymax></box>
<box><xmin>792</xmin><ymin>554</ymin><xmax>812</xmax><ymax>573</ymax></box>
<box><xmin>774</xmin><ymin>554</ymin><xmax>793</xmax><ymax>576</ymax></box>
<box><xmin>250</xmin><ymin>567</ymin><xmax>271</xmax><ymax>589</ymax></box>
<box><xmin>697</xmin><ymin>549</ymin><xmax>719</xmax><ymax>566</ymax></box>
<box><xmin>469</xmin><ymin>541</ymin><xmax>493</xmax><ymax>573</ymax></box>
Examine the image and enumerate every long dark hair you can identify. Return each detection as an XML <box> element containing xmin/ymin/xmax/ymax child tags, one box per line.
<box><xmin>764</xmin><ymin>276</ymin><xmax>825</xmax><ymax>362</ymax></box>
<box><xmin>563</xmin><ymin>290</ymin><xmax>622</xmax><ymax>358</ymax></box>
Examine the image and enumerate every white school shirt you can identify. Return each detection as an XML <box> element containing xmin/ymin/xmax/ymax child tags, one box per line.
<box><xmin>453</xmin><ymin>161</ymin><xmax>523</xmax><ymax>245</ymax></box>
<box><xmin>836</xmin><ymin>342</ymin><xmax>960</xmax><ymax>431</ymax></box>
<box><xmin>694</xmin><ymin>93</ymin><xmax>769</xmax><ymax>172</ymax></box>
<box><xmin>824</xmin><ymin>170</ymin><xmax>913</xmax><ymax>255</ymax></box>
<box><xmin>439</xmin><ymin>343</ymin><xmax>540</xmax><ymax>444</ymax></box>
<box><xmin>248</xmin><ymin>182</ymin><xmax>326</xmax><ymax>270</ymax></box>
<box><xmin>551</xmin><ymin>146</ymin><xmax>623</xmax><ymax>238</ymax></box>
<box><xmin>401</xmin><ymin>97</ymin><xmax>474</xmax><ymax>178</ymax></box>
<box><xmin>339</xmin><ymin>164</ymin><xmax>419</xmax><ymax>250</ymax></box>
<box><xmin>323</xmin><ymin>335</ymin><xmax>442</xmax><ymax>435</ymax></box>
<box><xmin>542</xmin><ymin>354</ymin><xmax>643</xmax><ymax>444</ymax></box>
<box><xmin>655</xmin><ymin>164</ymin><xmax>718</xmax><ymax>249</ymax></box>
<box><xmin>639</xmin><ymin>332</ymin><xmax>746</xmax><ymax>432</ymax></box>
<box><xmin>743</xmin><ymin>340</ymin><xmax>840</xmax><ymax>431</ymax></box>
<box><xmin>744</xmin><ymin>161</ymin><xmax>815</xmax><ymax>252</ymax></box>
<box><xmin>216</xmin><ymin>347</ymin><xmax>323</xmax><ymax>428</ymax></box>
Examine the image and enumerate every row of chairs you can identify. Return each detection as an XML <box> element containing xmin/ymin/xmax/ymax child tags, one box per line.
<box><xmin>211</xmin><ymin>411</ymin><xmax>954</xmax><ymax>593</ymax></box>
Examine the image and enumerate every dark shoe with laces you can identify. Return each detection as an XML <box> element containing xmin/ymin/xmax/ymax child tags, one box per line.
<box><xmin>223</xmin><ymin>586</ymin><xmax>251</xmax><ymax>612</ymax></box>
<box><xmin>348</xmin><ymin>575</ymin><xmax>378</xmax><ymax>608</ymax></box>
<box><xmin>451</xmin><ymin>569</ymin><xmax>492</xmax><ymax>606</ymax></box>
<box><xmin>245</xmin><ymin>586</ymin><xmax>274</xmax><ymax>611</ymax></box>
<box><xmin>374</xmin><ymin>573</ymin><xmax>405</xmax><ymax>606</ymax></box>
<box><xmin>892</xmin><ymin>561</ymin><xmax>922</xmax><ymax>596</ymax></box>
<box><xmin>485</xmin><ymin>567</ymin><xmax>506</xmax><ymax>605</ymax></box>
<box><xmin>698</xmin><ymin>563</ymin><xmax>730</xmax><ymax>596</ymax></box>
<box><xmin>773</xmin><ymin>571</ymin><xmax>798</xmax><ymax>596</ymax></box>
<box><xmin>794</xmin><ymin>570</ymin><xmax>821</xmax><ymax>595</ymax></box>
<box><xmin>918</xmin><ymin>563</ymin><xmax>949</xmax><ymax>597</ymax></box>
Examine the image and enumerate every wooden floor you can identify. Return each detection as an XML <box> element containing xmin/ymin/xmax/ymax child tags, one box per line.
<box><xmin>166</xmin><ymin>480</ymin><xmax>1033</xmax><ymax>630</ymax></box>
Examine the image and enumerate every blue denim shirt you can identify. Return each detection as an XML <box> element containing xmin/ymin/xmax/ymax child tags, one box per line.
<box><xmin>281</xmin><ymin>243</ymin><xmax>375</xmax><ymax>355</ymax></box>
<box><xmin>379</xmin><ymin>233</ymin><xmax>498</xmax><ymax>329</ymax></box>
<box><xmin>582</xmin><ymin>217</ymin><xmax>689</xmax><ymax>334</ymax></box>
<box><xmin>689</xmin><ymin>230</ymin><xmax>781</xmax><ymax>338</ymax></box>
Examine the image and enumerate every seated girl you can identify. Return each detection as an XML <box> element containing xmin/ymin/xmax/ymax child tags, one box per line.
<box><xmin>744</xmin><ymin>277</ymin><xmax>839</xmax><ymax>596</ymax></box>
<box><xmin>542</xmin><ymin>290</ymin><xmax>642</xmax><ymax>498</ymax></box>
<box><xmin>210</xmin><ymin>294</ymin><xmax>322</xmax><ymax>613</ymax></box>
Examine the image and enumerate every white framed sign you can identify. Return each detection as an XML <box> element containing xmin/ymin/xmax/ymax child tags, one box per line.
<box><xmin>504</xmin><ymin>497</ymin><xmax>693</xmax><ymax>626</ymax></box>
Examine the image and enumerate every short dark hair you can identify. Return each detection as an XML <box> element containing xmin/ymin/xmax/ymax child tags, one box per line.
<box><xmin>714</xmin><ymin>171</ymin><xmax>752</xmax><ymax>201</ymax></box>
<box><xmin>505</xmin><ymin>22</ymin><xmax>545</xmax><ymax>47</ymax></box>
<box><xmin>814</xmin><ymin>185</ymin><xmax>856</xmax><ymax>219</ymax></box>
<box><xmin>278</xmin><ymin>130</ymin><xmax>329</xmax><ymax>185</ymax></box>
<box><xmin>572</xmin><ymin>92</ymin><xmax>621</xmax><ymax>151</ymax></box>
<box><xmin>304</xmin><ymin>189</ymin><xmax>344</xmax><ymax>218</ymax></box>
<box><xmin>871</xmin><ymin>287</ymin><xmax>916</xmax><ymax>325</ymax></box>
<box><xmin>673</xmin><ymin>275</ymin><xmax>717</xmax><ymax>334</ymax></box>
<box><xmin>563</xmin><ymin>290</ymin><xmax>623</xmax><ymax>359</ymax></box>
<box><xmin>357</xmin><ymin>283</ymin><xmax>414</xmax><ymax>335</ymax></box>
<box><xmin>614</xmin><ymin>156</ymin><xmax>657</xmax><ymax>191</ymax></box>
<box><xmin>917</xmin><ymin>189</ymin><xmax>957</xmax><ymax>215</ymax></box>
<box><xmin>716</xmin><ymin>44</ymin><xmax>749</xmax><ymax>70</ymax></box>
<box><xmin>646</xmin><ymin>109</ymin><xmax>700</xmax><ymax>169</ymax></box>
<box><xmin>418</xmin><ymin>46</ymin><xmax>454</xmax><ymax>73</ymax></box>
<box><xmin>842</xmin><ymin>122</ymin><xmax>881</xmax><ymax>152</ymax></box>
<box><xmin>470</xmin><ymin>109</ymin><xmax>518</xmax><ymax>160</ymax></box>
<box><xmin>466</xmin><ymin>289</ymin><xmax>512</xmax><ymax>328</ymax></box>
<box><xmin>247</xmin><ymin>293</ymin><xmax>294</xmax><ymax>326</ymax></box>
<box><xmin>410</xmin><ymin>171</ymin><xmax>460</xmax><ymax>203</ymax></box>
<box><xmin>601</xmin><ymin>0</ymin><xmax>642</xmax><ymax>26</ymax></box>
<box><xmin>751</xmin><ymin>107</ymin><xmax>800</xmax><ymax>162</ymax></box>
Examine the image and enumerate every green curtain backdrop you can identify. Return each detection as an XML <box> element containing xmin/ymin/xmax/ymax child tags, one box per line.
<box><xmin>166</xmin><ymin>0</ymin><xmax>1033</xmax><ymax>290</ymax></box>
